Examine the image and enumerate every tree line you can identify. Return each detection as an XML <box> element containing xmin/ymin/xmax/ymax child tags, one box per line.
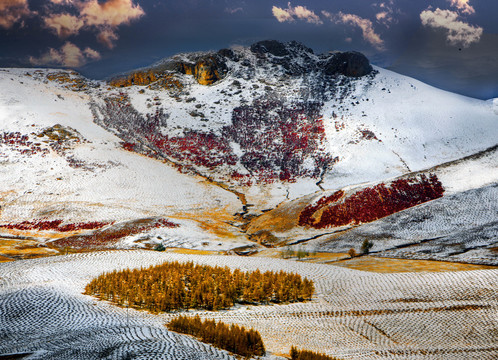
<box><xmin>290</xmin><ymin>346</ymin><xmax>340</xmax><ymax>360</ymax></box>
<box><xmin>168</xmin><ymin>315</ymin><xmax>265</xmax><ymax>357</ymax></box>
<box><xmin>85</xmin><ymin>261</ymin><xmax>314</xmax><ymax>312</ymax></box>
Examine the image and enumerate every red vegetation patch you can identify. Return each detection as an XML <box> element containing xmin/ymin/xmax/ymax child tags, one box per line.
<box><xmin>0</xmin><ymin>220</ymin><xmax>110</xmax><ymax>232</ymax></box>
<box><xmin>122</xmin><ymin>142</ymin><xmax>136</xmax><ymax>151</ymax></box>
<box><xmin>299</xmin><ymin>174</ymin><xmax>444</xmax><ymax>228</ymax></box>
<box><xmin>52</xmin><ymin>218</ymin><xmax>179</xmax><ymax>249</ymax></box>
<box><xmin>94</xmin><ymin>96</ymin><xmax>335</xmax><ymax>185</ymax></box>
<box><xmin>149</xmin><ymin>130</ymin><xmax>238</xmax><ymax>170</ymax></box>
<box><xmin>0</xmin><ymin>132</ymin><xmax>49</xmax><ymax>156</ymax></box>
<box><xmin>222</xmin><ymin>99</ymin><xmax>334</xmax><ymax>183</ymax></box>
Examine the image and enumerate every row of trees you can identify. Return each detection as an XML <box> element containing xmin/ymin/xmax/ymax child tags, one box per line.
<box><xmin>168</xmin><ymin>315</ymin><xmax>265</xmax><ymax>357</ymax></box>
<box><xmin>290</xmin><ymin>347</ymin><xmax>340</xmax><ymax>360</ymax></box>
<box><xmin>85</xmin><ymin>261</ymin><xmax>314</xmax><ymax>312</ymax></box>
<box><xmin>299</xmin><ymin>174</ymin><xmax>444</xmax><ymax>228</ymax></box>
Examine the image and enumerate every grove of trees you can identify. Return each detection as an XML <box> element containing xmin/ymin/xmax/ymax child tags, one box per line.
<box><xmin>290</xmin><ymin>346</ymin><xmax>340</xmax><ymax>360</ymax></box>
<box><xmin>85</xmin><ymin>261</ymin><xmax>314</xmax><ymax>312</ymax></box>
<box><xmin>168</xmin><ymin>315</ymin><xmax>265</xmax><ymax>357</ymax></box>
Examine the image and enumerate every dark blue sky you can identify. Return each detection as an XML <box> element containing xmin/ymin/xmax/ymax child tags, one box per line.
<box><xmin>1</xmin><ymin>0</ymin><xmax>496</xmax><ymax>98</ymax></box>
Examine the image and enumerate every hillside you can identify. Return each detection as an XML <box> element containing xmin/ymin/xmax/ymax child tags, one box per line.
<box><xmin>0</xmin><ymin>41</ymin><xmax>497</xmax><ymax>360</ymax></box>
<box><xmin>0</xmin><ymin>40</ymin><xmax>496</xmax><ymax>260</ymax></box>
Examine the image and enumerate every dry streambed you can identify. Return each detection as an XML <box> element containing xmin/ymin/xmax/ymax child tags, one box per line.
<box><xmin>0</xmin><ymin>251</ymin><xmax>497</xmax><ymax>359</ymax></box>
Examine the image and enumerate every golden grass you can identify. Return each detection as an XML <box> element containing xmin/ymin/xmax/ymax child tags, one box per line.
<box><xmin>171</xmin><ymin>207</ymin><xmax>243</xmax><ymax>240</ymax></box>
<box><xmin>246</xmin><ymin>196</ymin><xmax>311</xmax><ymax>234</ymax></box>
<box><xmin>254</xmin><ymin>249</ymin><xmax>349</xmax><ymax>262</ymax></box>
<box><xmin>308</xmin><ymin>252</ymin><xmax>350</xmax><ymax>262</ymax></box>
<box><xmin>333</xmin><ymin>256</ymin><xmax>497</xmax><ymax>273</ymax></box>
<box><xmin>0</xmin><ymin>238</ymin><xmax>59</xmax><ymax>260</ymax></box>
<box><xmin>168</xmin><ymin>248</ymin><xmax>221</xmax><ymax>256</ymax></box>
<box><xmin>0</xmin><ymin>254</ymin><xmax>14</xmax><ymax>262</ymax></box>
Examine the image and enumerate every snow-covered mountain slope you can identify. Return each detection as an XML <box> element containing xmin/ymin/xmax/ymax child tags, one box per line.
<box><xmin>0</xmin><ymin>69</ymin><xmax>248</xmax><ymax>250</ymax></box>
<box><xmin>0</xmin><ymin>40</ymin><xmax>496</xmax><ymax>255</ymax></box>
<box><xmin>245</xmin><ymin>144</ymin><xmax>498</xmax><ymax>264</ymax></box>
<box><xmin>95</xmin><ymin>40</ymin><xmax>497</xmax><ymax>209</ymax></box>
<box><xmin>321</xmin><ymin>66</ymin><xmax>497</xmax><ymax>189</ymax></box>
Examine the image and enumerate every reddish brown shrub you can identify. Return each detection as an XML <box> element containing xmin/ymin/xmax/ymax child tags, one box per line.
<box><xmin>299</xmin><ymin>174</ymin><xmax>444</xmax><ymax>228</ymax></box>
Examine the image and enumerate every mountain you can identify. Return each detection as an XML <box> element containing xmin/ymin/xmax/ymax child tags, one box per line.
<box><xmin>0</xmin><ymin>40</ymin><xmax>496</xmax><ymax>264</ymax></box>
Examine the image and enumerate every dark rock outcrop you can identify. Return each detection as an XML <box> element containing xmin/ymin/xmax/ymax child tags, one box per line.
<box><xmin>250</xmin><ymin>40</ymin><xmax>290</xmax><ymax>57</ymax></box>
<box><xmin>322</xmin><ymin>51</ymin><xmax>373</xmax><ymax>77</ymax></box>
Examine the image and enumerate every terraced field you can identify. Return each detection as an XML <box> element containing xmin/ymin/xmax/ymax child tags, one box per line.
<box><xmin>0</xmin><ymin>251</ymin><xmax>496</xmax><ymax>359</ymax></box>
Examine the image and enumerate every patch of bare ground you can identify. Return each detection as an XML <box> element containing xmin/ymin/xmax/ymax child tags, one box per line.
<box><xmin>167</xmin><ymin>248</ymin><xmax>222</xmax><ymax>256</ymax></box>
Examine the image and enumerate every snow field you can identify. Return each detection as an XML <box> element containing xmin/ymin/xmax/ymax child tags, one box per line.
<box><xmin>0</xmin><ymin>69</ymin><xmax>241</xmax><ymax>226</ymax></box>
<box><xmin>320</xmin><ymin>67</ymin><xmax>498</xmax><ymax>190</ymax></box>
<box><xmin>1</xmin><ymin>251</ymin><xmax>496</xmax><ymax>359</ymax></box>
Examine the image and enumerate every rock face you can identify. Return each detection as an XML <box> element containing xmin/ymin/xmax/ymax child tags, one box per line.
<box><xmin>193</xmin><ymin>55</ymin><xmax>227</xmax><ymax>85</ymax></box>
<box><xmin>111</xmin><ymin>40</ymin><xmax>373</xmax><ymax>88</ymax></box>
<box><xmin>323</xmin><ymin>51</ymin><xmax>373</xmax><ymax>77</ymax></box>
<box><xmin>162</xmin><ymin>55</ymin><xmax>228</xmax><ymax>85</ymax></box>
<box><xmin>250</xmin><ymin>40</ymin><xmax>291</xmax><ymax>57</ymax></box>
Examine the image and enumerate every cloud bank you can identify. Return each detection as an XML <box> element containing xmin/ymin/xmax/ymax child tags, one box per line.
<box><xmin>420</xmin><ymin>8</ymin><xmax>482</xmax><ymax>47</ymax></box>
<box><xmin>448</xmin><ymin>0</ymin><xmax>475</xmax><ymax>15</ymax></box>
<box><xmin>29</xmin><ymin>41</ymin><xmax>100</xmax><ymax>67</ymax></box>
<box><xmin>272</xmin><ymin>3</ymin><xmax>322</xmax><ymax>25</ymax></box>
<box><xmin>323</xmin><ymin>11</ymin><xmax>384</xmax><ymax>50</ymax></box>
<box><xmin>43</xmin><ymin>0</ymin><xmax>145</xmax><ymax>48</ymax></box>
<box><xmin>0</xmin><ymin>0</ymin><xmax>33</xmax><ymax>29</ymax></box>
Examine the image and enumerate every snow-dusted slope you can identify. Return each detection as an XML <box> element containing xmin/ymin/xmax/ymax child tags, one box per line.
<box><xmin>0</xmin><ymin>41</ymin><xmax>496</xmax><ymax>253</ymax></box>
<box><xmin>320</xmin><ymin>66</ymin><xmax>497</xmax><ymax>189</ymax></box>
<box><xmin>1</xmin><ymin>251</ymin><xmax>497</xmax><ymax>359</ymax></box>
<box><xmin>94</xmin><ymin>42</ymin><xmax>497</xmax><ymax>208</ymax></box>
<box><xmin>0</xmin><ymin>69</ymin><xmax>244</xmax><ymax>248</ymax></box>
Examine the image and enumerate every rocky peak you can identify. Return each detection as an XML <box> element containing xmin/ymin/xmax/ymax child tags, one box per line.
<box><xmin>110</xmin><ymin>40</ymin><xmax>373</xmax><ymax>88</ymax></box>
<box><xmin>322</xmin><ymin>51</ymin><xmax>372</xmax><ymax>78</ymax></box>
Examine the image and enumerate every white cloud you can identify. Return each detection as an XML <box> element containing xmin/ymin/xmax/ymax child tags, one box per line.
<box><xmin>83</xmin><ymin>47</ymin><xmax>101</xmax><ymax>60</ymax></box>
<box><xmin>272</xmin><ymin>6</ymin><xmax>294</xmax><ymax>23</ymax></box>
<box><xmin>97</xmin><ymin>28</ymin><xmax>119</xmax><ymax>49</ymax></box>
<box><xmin>79</xmin><ymin>0</ymin><xmax>144</xmax><ymax>28</ymax></box>
<box><xmin>293</xmin><ymin>5</ymin><xmax>322</xmax><ymax>24</ymax></box>
<box><xmin>323</xmin><ymin>11</ymin><xmax>384</xmax><ymax>50</ymax></box>
<box><xmin>44</xmin><ymin>13</ymin><xmax>84</xmax><ymax>37</ymax></box>
<box><xmin>272</xmin><ymin>3</ymin><xmax>322</xmax><ymax>25</ymax></box>
<box><xmin>29</xmin><ymin>41</ymin><xmax>100</xmax><ymax>68</ymax></box>
<box><xmin>420</xmin><ymin>8</ymin><xmax>482</xmax><ymax>47</ymax></box>
<box><xmin>0</xmin><ymin>0</ymin><xmax>33</xmax><ymax>29</ymax></box>
<box><xmin>41</xmin><ymin>0</ymin><xmax>145</xmax><ymax>48</ymax></box>
<box><xmin>448</xmin><ymin>0</ymin><xmax>475</xmax><ymax>15</ymax></box>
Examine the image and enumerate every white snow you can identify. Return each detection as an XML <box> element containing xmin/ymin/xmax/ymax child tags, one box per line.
<box><xmin>321</xmin><ymin>66</ymin><xmax>498</xmax><ymax>190</ymax></box>
<box><xmin>0</xmin><ymin>69</ymin><xmax>241</xmax><ymax>225</ymax></box>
